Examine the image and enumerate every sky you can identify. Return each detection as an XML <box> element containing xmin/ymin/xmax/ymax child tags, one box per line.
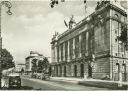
<box><xmin>1</xmin><ymin>0</ymin><xmax>127</xmax><ymax>64</ymax></box>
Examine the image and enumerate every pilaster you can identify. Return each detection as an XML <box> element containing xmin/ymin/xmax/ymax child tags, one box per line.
<box><xmin>67</xmin><ymin>40</ymin><xmax>70</xmax><ymax>62</ymax></box>
<box><xmin>63</xmin><ymin>43</ymin><xmax>65</xmax><ymax>61</ymax></box>
<box><xmin>73</xmin><ymin>38</ymin><xmax>75</xmax><ymax>59</ymax></box>
<box><xmin>79</xmin><ymin>34</ymin><xmax>82</xmax><ymax>58</ymax></box>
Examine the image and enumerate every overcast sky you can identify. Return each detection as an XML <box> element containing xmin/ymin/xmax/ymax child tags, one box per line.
<box><xmin>1</xmin><ymin>0</ymin><xmax>127</xmax><ymax>64</ymax></box>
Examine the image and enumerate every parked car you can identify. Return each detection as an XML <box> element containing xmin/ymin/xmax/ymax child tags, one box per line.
<box><xmin>8</xmin><ymin>74</ymin><xmax>21</xmax><ymax>89</ymax></box>
<box><xmin>41</xmin><ymin>72</ymin><xmax>50</xmax><ymax>80</ymax></box>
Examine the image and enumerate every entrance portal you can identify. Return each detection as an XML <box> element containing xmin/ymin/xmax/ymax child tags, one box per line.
<box><xmin>88</xmin><ymin>64</ymin><xmax>92</xmax><ymax>78</ymax></box>
<box><xmin>74</xmin><ymin>65</ymin><xmax>77</xmax><ymax>77</ymax></box>
<box><xmin>56</xmin><ymin>66</ymin><xmax>58</xmax><ymax>76</ymax></box>
<box><xmin>122</xmin><ymin>64</ymin><xmax>126</xmax><ymax>81</ymax></box>
<box><xmin>80</xmin><ymin>64</ymin><xmax>84</xmax><ymax>78</ymax></box>
<box><xmin>49</xmin><ymin>67</ymin><xmax>52</xmax><ymax>76</ymax></box>
<box><xmin>60</xmin><ymin>66</ymin><xmax>62</xmax><ymax>77</ymax></box>
<box><xmin>115</xmin><ymin>63</ymin><xmax>120</xmax><ymax>81</ymax></box>
<box><xmin>64</xmin><ymin>66</ymin><xmax>66</xmax><ymax>77</ymax></box>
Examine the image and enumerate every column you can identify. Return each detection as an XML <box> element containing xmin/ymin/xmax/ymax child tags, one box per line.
<box><xmin>73</xmin><ymin>38</ymin><xmax>75</xmax><ymax>59</ymax></box>
<box><xmin>55</xmin><ymin>45</ymin><xmax>57</xmax><ymax>62</ymax></box>
<box><xmin>63</xmin><ymin>43</ymin><xmax>65</xmax><ymax>61</ymax></box>
<box><xmin>57</xmin><ymin>46</ymin><xmax>59</xmax><ymax>62</ymax></box>
<box><xmin>79</xmin><ymin>34</ymin><xmax>82</xmax><ymax>58</ymax></box>
<box><xmin>67</xmin><ymin>40</ymin><xmax>70</xmax><ymax>62</ymax></box>
<box><xmin>59</xmin><ymin>45</ymin><xmax>61</xmax><ymax>62</ymax></box>
<box><xmin>86</xmin><ymin>32</ymin><xmax>89</xmax><ymax>56</ymax></box>
<box><xmin>51</xmin><ymin>46</ymin><xmax>55</xmax><ymax>62</ymax></box>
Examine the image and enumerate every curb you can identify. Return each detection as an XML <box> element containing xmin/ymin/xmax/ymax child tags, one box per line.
<box><xmin>50</xmin><ymin>77</ymin><xmax>128</xmax><ymax>90</ymax></box>
<box><xmin>78</xmin><ymin>81</ymin><xmax>128</xmax><ymax>90</ymax></box>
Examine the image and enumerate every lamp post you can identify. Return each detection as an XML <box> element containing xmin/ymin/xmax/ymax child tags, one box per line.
<box><xmin>0</xmin><ymin>1</ymin><xmax>12</xmax><ymax>88</ymax></box>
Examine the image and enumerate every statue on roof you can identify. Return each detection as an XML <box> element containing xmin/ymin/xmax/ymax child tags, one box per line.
<box><xmin>64</xmin><ymin>15</ymin><xmax>76</xmax><ymax>29</ymax></box>
<box><xmin>95</xmin><ymin>0</ymin><xmax>110</xmax><ymax>10</ymax></box>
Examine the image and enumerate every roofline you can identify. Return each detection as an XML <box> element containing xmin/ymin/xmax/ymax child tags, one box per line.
<box><xmin>56</xmin><ymin>3</ymin><xmax>127</xmax><ymax>41</ymax></box>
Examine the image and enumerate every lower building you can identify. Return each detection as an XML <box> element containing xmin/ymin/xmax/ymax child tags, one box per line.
<box><xmin>25</xmin><ymin>51</ymin><xmax>44</xmax><ymax>74</ymax></box>
<box><xmin>15</xmin><ymin>64</ymin><xmax>25</xmax><ymax>72</ymax></box>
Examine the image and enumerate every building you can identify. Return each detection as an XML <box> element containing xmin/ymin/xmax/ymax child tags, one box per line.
<box><xmin>15</xmin><ymin>64</ymin><xmax>25</xmax><ymax>72</ymax></box>
<box><xmin>51</xmin><ymin>1</ymin><xmax>128</xmax><ymax>81</ymax></box>
<box><xmin>25</xmin><ymin>51</ymin><xmax>44</xmax><ymax>73</ymax></box>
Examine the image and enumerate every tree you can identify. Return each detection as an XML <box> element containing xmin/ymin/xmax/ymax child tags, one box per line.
<box><xmin>118</xmin><ymin>25</ymin><xmax>127</xmax><ymax>43</ymax></box>
<box><xmin>50</xmin><ymin>0</ymin><xmax>87</xmax><ymax>8</ymax></box>
<box><xmin>42</xmin><ymin>57</ymin><xmax>49</xmax><ymax>73</ymax></box>
<box><xmin>0</xmin><ymin>48</ymin><xmax>15</xmax><ymax>70</ymax></box>
<box><xmin>37</xmin><ymin>57</ymin><xmax>49</xmax><ymax>73</ymax></box>
<box><xmin>31</xmin><ymin>58</ymin><xmax>38</xmax><ymax>73</ymax></box>
<box><xmin>37</xmin><ymin>60</ymin><xmax>43</xmax><ymax>73</ymax></box>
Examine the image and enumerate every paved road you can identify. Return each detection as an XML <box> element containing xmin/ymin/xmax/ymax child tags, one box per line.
<box><xmin>21</xmin><ymin>77</ymin><xmax>110</xmax><ymax>90</ymax></box>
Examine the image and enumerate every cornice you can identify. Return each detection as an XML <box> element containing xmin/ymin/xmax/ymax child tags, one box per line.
<box><xmin>56</xmin><ymin>3</ymin><xmax>127</xmax><ymax>42</ymax></box>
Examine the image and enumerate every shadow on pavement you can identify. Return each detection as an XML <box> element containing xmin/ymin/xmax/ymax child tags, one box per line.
<box><xmin>0</xmin><ymin>86</ymin><xmax>34</xmax><ymax>90</ymax></box>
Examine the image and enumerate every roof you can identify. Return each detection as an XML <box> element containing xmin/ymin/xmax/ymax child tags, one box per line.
<box><xmin>8</xmin><ymin>73</ymin><xmax>20</xmax><ymax>77</ymax></box>
<box><xmin>55</xmin><ymin>3</ymin><xmax>127</xmax><ymax>41</ymax></box>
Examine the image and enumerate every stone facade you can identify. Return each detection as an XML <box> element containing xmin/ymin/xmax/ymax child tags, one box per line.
<box><xmin>51</xmin><ymin>1</ymin><xmax>128</xmax><ymax>81</ymax></box>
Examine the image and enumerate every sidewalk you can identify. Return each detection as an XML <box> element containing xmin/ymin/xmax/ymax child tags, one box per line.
<box><xmin>50</xmin><ymin>77</ymin><xmax>128</xmax><ymax>90</ymax></box>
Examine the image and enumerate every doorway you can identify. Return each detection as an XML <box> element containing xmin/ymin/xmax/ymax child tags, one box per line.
<box><xmin>115</xmin><ymin>63</ymin><xmax>120</xmax><ymax>81</ymax></box>
<box><xmin>80</xmin><ymin>64</ymin><xmax>84</xmax><ymax>78</ymax></box>
<box><xmin>122</xmin><ymin>64</ymin><xmax>126</xmax><ymax>81</ymax></box>
<box><xmin>64</xmin><ymin>66</ymin><xmax>66</xmax><ymax>77</ymax></box>
<box><xmin>49</xmin><ymin>67</ymin><xmax>52</xmax><ymax>76</ymax></box>
<box><xmin>56</xmin><ymin>66</ymin><xmax>58</xmax><ymax>76</ymax></box>
<box><xmin>74</xmin><ymin>65</ymin><xmax>77</xmax><ymax>77</ymax></box>
<box><xmin>60</xmin><ymin>66</ymin><xmax>62</xmax><ymax>77</ymax></box>
<box><xmin>88</xmin><ymin>64</ymin><xmax>92</xmax><ymax>78</ymax></box>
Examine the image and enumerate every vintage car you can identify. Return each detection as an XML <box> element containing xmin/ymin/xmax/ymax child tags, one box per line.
<box><xmin>8</xmin><ymin>74</ymin><xmax>21</xmax><ymax>89</ymax></box>
<box><xmin>41</xmin><ymin>72</ymin><xmax>50</xmax><ymax>80</ymax></box>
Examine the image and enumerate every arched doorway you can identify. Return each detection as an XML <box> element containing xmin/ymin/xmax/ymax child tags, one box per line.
<box><xmin>122</xmin><ymin>64</ymin><xmax>126</xmax><ymax>81</ymax></box>
<box><xmin>64</xmin><ymin>66</ymin><xmax>66</xmax><ymax>77</ymax></box>
<box><xmin>80</xmin><ymin>64</ymin><xmax>84</xmax><ymax>78</ymax></box>
<box><xmin>74</xmin><ymin>65</ymin><xmax>77</xmax><ymax>77</ymax></box>
<box><xmin>88</xmin><ymin>64</ymin><xmax>92</xmax><ymax>78</ymax></box>
<box><xmin>115</xmin><ymin>63</ymin><xmax>120</xmax><ymax>81</ymax></box>
<box><xmin>49</xmin><ymin>66</ymin><xmax>52</xmax><ymax>76</ymax></box>
<box><xmin>60</xmin><ymin>66</ymin><xmax>62</xmax><ymax>77</ymax></box>
<box><xmin>56</xmin><ymin>66</ymin><xmax>58</xmax><ymax>76</ymax></box>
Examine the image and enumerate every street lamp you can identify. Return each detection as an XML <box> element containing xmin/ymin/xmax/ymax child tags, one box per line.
<box><xmin>0</xmin><ymin>1</ymin><xmax>12</xmax><ymax>88</ymax></box>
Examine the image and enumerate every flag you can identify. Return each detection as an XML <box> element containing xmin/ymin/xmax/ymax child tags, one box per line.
<box><xmin>84</xmin><ymin>0</ymin><xmax>87</xmax><ymax>13</ymax></box>
<box><xmin>84</xmin><ymin>0</ymin><xmax>86</xmax><ymax>4</ymax></box>
<box><xmin>64</xmin><ymin>20</ymin><xmax>68</xmax><ymax>28</ymax></box>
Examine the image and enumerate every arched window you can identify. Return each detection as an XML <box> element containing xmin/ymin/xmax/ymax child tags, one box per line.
<box><xmin>114</xmin><ymin>14</ymin><xmax>119</xmax><ymax>19</ymax></box>
<box><xmin>116</xmin><ymin>63</ymin><xmax>120</xmax><ymax>73</ymax></box>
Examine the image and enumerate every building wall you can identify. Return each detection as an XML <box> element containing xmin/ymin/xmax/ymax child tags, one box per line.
<box><xmin>109</xmin><ymin>6</ymin><xmax>128</xmax><ymax>81</ymax></box>
<box><xmin>92</xmin><ymin>57</ymin><xmax>110</xmax><ymax>79</ymax></box>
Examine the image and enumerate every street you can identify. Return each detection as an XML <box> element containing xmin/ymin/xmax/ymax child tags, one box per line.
<box><xmin>21</xmin><ymin>77</ymin><xmax>110</xmax><ymax>90</ymax></box>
